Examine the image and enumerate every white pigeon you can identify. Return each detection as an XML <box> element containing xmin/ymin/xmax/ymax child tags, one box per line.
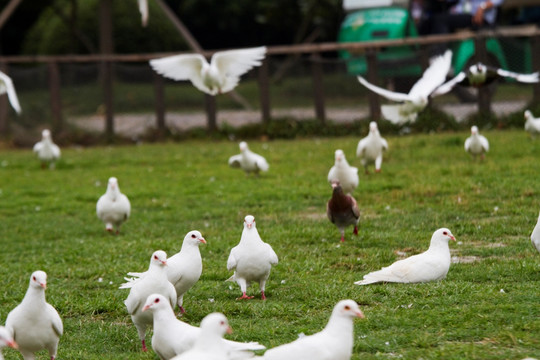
<box><xmin>120</xmin><ymin>250</ymin><xmax>177</xmax><ymax>352</ymax></box>
<box><xmin>5</xmin><ymin>271</ymin><xmax>63</xmax><ymax>360</ymax></box>
<box><xmin>228</xmin><ymin>141</ymin><xmax>269</xmax><ymax>176</ymax></box>
<box><xmin>261</xmin><ymin>300</ymin><xmax>364</xmax><ymax>360</ymax></box>
<box><xmin>0</xmin><ymin>70</ymin><xmax>21</xmax><ymax>114</ymax></box>
<box><xmin>126</xmin><ymin>230</ymin><xmax>207</xmax><ymax>314</ymax></box>
<box><xmin>524</xmin><ymin>110</ymin><xmax>540</xmax><ymax>138</ymax></box>
<box><xmin>143</xmin><ymin>294</ymin><xmax>265</xmax><ymax>360</ymax></box>
<box><xmin>96</xmin><ymin>177</ymin><xmax>131</xmax><ymax>233</ymax></box>
<box><xmin>327</xmin><ymin>149</ymin><xmax>359</xmax><ymax>195</ymax></box>
<box><xmin>357</xmin><ymin>50</ymin><xmax>452</xmax><ymax>124</ymax></box>
<box><xmin>356</xmin><ymin>121</ymin><xmax>389</xmax><ymax>174</ymax></box>
<box><xmin>32</xmin><ymin>129</ymin><xmax>61</xmax><ymax>169</ymax></box>
<box><xmin>464</xmin><ymin>126</ymin><xmax>489</xmax><ymax>159</ymax></box>
<box><xmin>0</xmin><ymin>326</ymin><xmax>18</xmax><ymax>360</ymax></box>
<box><xmin>530</xmin><ymin>210</ymin><xmax>540</xmax><ymax>253</ymax></box>
<box><xmin>138</xmin><ymin>0</ymin><xmax>148</xmax><ymax>27</ymax></box>
<box><xmin>354</xmin><ymin>228</ymin><xmax>456</xmax><ymax>285</ymax></box>
<box><xmin>150</xmin><ymin>46</ymin><xmax>266</xmax><ymax>96</ymax></box>
<box><xmin>227</xmin><ymin>215</ymin><xmax>278</xmax><ymax>300</ymax></box>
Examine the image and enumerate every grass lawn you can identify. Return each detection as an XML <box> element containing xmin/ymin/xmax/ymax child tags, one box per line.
<box><xmin>0</xmin><ymin>129</ymin><xmax>539</xmax><ymax>359</ymax></box>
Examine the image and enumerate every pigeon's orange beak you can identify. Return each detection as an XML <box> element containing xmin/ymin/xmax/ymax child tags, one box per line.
<box><xmin>40</xmin><ymin>282</ymin><xmax>47</xmax><ymax>289</ymax></box>
<box><xmin>226</xmin><ymin>326</ymin><xmax>233</xmax><ymax>334</ymax></box>
<box><xmin>355</xmin><ymin>310</ymin><xmax>365</xmax><ymax>319</ymax></box>
<box><xmin>8</xmin><ymin>340</ymin><xmax>17</xmax><ymax>349</ymax></box>
<box><xmin>142</xmin><ymin>304</ymin><xmax>151</xmax><ymax>312</ymax></box>
<box><xmin>161</xmin><ymin>260</ymin><xmax>168</xmax><ymax>266</ymax></box>
<box><xmin>247</xmin><ymin>223</ymin><xmax>252</xmax><ymax>229</ymax></box>
<box><xmin>199</xmin><ymin>237</ymin><xmax>207</xmax><ymax>244</ymax></box>
<box><xmin>450</xmin><ymin>235</ymin><xmax>456</xmax><ymax>241</ymax></box>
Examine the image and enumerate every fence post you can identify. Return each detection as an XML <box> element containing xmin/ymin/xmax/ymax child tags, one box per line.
<box><xmin>48</xmin><ymin>61</ymin><xmax>63</xmax><ymax>133</ymax></box>
<box><xmin>99</xmin><ymin>0</ymin><xmax>115</xmax><ymax>142</ymax></box>
<box><xmin>474</xmin><ymin>35</ymin><xmax>491</xmax><ymax>115</ymax></box>
<box><xmin>532</xmin><ymin>34</ymin><xmax>540</xmax><ymax>104</ymax></box>
<box><xmin>311</xmin><ymin>53</ymin><xmax>326</xmax><ymax>124</ymax></box>
<box><xmin>153</xmin><ymin>71</ymin><xmax>166</xmax><ymax>135</ymax></box>
<box><xmin>366</xmin><ymin>48</ymin><xmax>381</xmax><ymax>121</ymax></box>
<box><xmin>0</xmin><ymin>62</ymin><xmax>8</xmax><ymax>136</ymax></box>
<box><xmin>204</xmin><ymin>94</ymin><xmax>217</xmax><ymax>132</ymax></box>
<box><xmin>258</xmin><ymin>58</ymin><xmax>271</xmax><ymax>125</ymax></box>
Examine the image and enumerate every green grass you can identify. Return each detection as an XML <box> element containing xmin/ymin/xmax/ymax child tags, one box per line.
<box><xmin>1</xmin><ymin>130</ymin><xmax>540</xmax><ymax>359</ymax></box>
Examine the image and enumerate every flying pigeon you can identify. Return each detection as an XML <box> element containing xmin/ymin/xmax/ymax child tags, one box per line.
<box><xmin>143</xmin><ymin>294</ymin><xmax>265</xmax><ymax>360</ymax></box>
<box><xmin>0</xmin><ymin>70</ymin><xmax>21</xmax><ymax>114</ymax></box>
<box><xmin>464</xmin><ymin>126</ymin><xmax>489</xmax><ymax>159</ymax></box>
<box><xmin>125</xmin><ymin>230</ymin><xmax>206</xmax><ymax>314</ymax></box>
<box><xmin>327</xmin><ymin>182</ymin><xmax>360</xmax><ymax>243</ymax></box>
<box><xmin>120</xmin><ymin>250</ymin><xmax>177</xmax><ymax>352</ymax></box>
<box><xmin>33</xmin><ymin>129</ymin><xmax>61</xmax><ymax>169</ymax></box>
<box><xmin>357</xmin><ymin>50</ymin><xmax>452</xmax><ymax>124</ymax></box>
<box><xmin>356</xmin><ymin>121</ymin><xmax>388</xmax><ymax>173</ymax></box>
<box><xmin>138</xmin><ymin>0</ymin><xmax>148</xmax><ymax>27</ymax></box>
<box><xmin>150</xmin><ymin>46</ymin><xmax>266</xmax><ymax>96</ymax></box>
<box><xmin>354</xmin><ymin>228</ymin><xmax>456</xmax><ymax>285</ymax></box>
<box><xmin>96</xmin><ymin>177</ymin><xmax>131</xmax><ymax>234</ymax></box>
<box><xmin>5</xmin><ymin>271</ymin><xmax>63</xmax><ymax>360</ymax></box>
<box><xmin>433</xmin><ymin>62</ymin><xmax>539</xmax><ymax>96</ymax></box>
<box><xmin>261</xmin><ymin>300</ymin><xmax>364</xmax><ymax>360</ymax></box>
<box><xmin>530</xmin><ymin>210</ymin><xmax>540</xmax><ymax>253</ymax></box>
<box><xmin>228</xmin><ymin>141</ymin><xmax>269</xmax><ymax>176</ymax></box>
<box><xmin>227</xmin><ymin>215</ymin><xmax>278</xmax><ymax>300</ymax></box>
<box><xmin>0</xmin><ymin>326</ymin><xmax>18</xmax><ymax>360</ymax></box>
<box><xmin>524</xmin><ymin>110</ymin><xmax>540</xmax><ymax>138</ymax></box>
<box><xmin>327</xmin><ymin>149</ymin><xmax>359</xmax><ymax>195</ymax></box>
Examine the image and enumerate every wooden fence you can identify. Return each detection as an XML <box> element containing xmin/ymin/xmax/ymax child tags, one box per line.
<box><xmin>1</xmin><ymin>26</ymin><xmax>540</xmax><ymax>140</ymax></box>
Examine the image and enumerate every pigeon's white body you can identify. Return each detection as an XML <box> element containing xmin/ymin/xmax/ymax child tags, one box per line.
<box><xmin>355</xmin><ymin>228</ymin><xmax>455</xmax><ymax>285</ymax></box>
<box><xmin>150</xmin><ymin>47</ymin><xmax>266</xmax><ymax>96</ymax></box>
<box><xmin>228</xmin><ymin>141</ymin><xmax>269</xmax><ymax>175</ymax></box>
<box><xmin>138</xmin><ymin>0</ymin><xmax>148</xmax><ymax>26</ymax></box>
<box><xmin>356</xmin><ymin>121</ymin><xmax>388</xmax><ymax>173</ymax></box>
<box><xmin>0</xmin><ymin>326</ymin><xmax>17</xmax><ymax>360</ymax></box>
<box><xmin>121</xmin><ymin>251</ymin><xmax>177</xmax><ymax>352</ymax></box>
<box><xmin>530</xmin><ymin>211</ymin><xmax>540</xmax><ymax>253</ymax></box>
<box><xmin>227</xmin><ymin>215</ymin><xmax>278</xmax><ymax>300</ymax></box>
<box><xmin>33</xmin><ymin>129</ymin><xmax>60</xmax><ymax>168</ymax></box>
<box><xmin>5</xmin><ymin>271</ymin><xmax>63</xmax><ymax>360</ymax></box>
<box><xmin>0</xmin><ymin>70</ymin><xmax>21</xmax><ymax>114</ymax></box>
<box><xmin>143</xmin><ymin>294</ymin><xmax>265</xmax><ymax>360</ymax></box>
<box><xmin>327</xmin><ymin>149</ymin><xmax>359</xmax><ymax>194</ymax></box>
<box><xmin>358</xmin><ymin>50</ymin><xmax>452</xmax><ymax>124</ymax></box>
<box><xmin>96</xmin><ymin>177</ymin><xmax>131</xmax><ymax>233</ymax></box>
<box><xmin>261</xmin><ymin>300</ymin><xmax>364</xmax><ymax>360</ymax></box>
<box><xmin>464</xmin><ymin>126</ymin><xmax>489</xmax><ymax>159</ymax></box>
<box><xmin>524</xmin><ymin>110</ymin><xmax>540</xmax><ymax>138</ymax></box>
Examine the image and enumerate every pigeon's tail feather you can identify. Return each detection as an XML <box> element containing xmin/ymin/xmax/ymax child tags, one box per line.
<box><xmin>224</xmin><ymin>339</ymin><xmax>266</xmax><ymax>351</ymax></box>
<box><xmin>381</xmin><ymin>105</ymin><xmax>417</xmax><ymax>125</ymax></box>
<box><xmin>226</xmin><ymin>274</ymin><xmax>236</xmax><ymax>282</ymax></box>
<box><xmin>257</xmin><ymin>159</ymin><xmax>270</xmax><ymax>172</ymax></box>
<box><xmin>354</xmin><ymin>268</ymin><xmax>401</xmax><ymax>285</ymax></box>
<box><xmin>118</xmin><ymin>274</ymin><xmax>144</xmax><ymax>289</ymax></box>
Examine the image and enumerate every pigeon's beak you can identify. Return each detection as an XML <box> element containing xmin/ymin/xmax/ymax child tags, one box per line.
<box><xmin>226</xmin><ymin>326</ymin><xmax>233</xmax><ymax>334</ymax></box>
<box><xmin>450</xmin><ymin>235</ymin><xmax>456</xmax><ymax>241</ymax></box>
<box><xmin>7</xmin><ymin>340</ymin><xmax>17</xmax><ymax>349</ymax></box>
<box><xmin>199</xmin><ymin>237</ymin><xmax>207</xmax><ymax>244</ymax></box>
<box><xmin>142</xmin><ymin>304</ymin><xmax>151</xmax><ymax>312</ymax></box>
<box><xmin>161</xmin><ymin>260</ymin><xmax>168</xmax><ymax>266</ymax></box>
<box><xmin>40</xmin><ymin>282</ymin><xmax>47</xmax><ymax>289</ymax></box>
<box><xmin>247</xmin><ymin>223</ymin><xmax>252</xmax><ymax>229</ymax></box>
<box><xmin>355</xmin><ymin>310</ymin><xmax>365</xmax><ymax>319</ymax></box>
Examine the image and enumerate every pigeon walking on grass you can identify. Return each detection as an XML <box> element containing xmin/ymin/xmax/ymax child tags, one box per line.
<box><xmin>327</xmin><ymin>149</ymin><xmax>359</xmax><ymax>195</ymax></box>
<box><xmin>96</xmin><ymin>177</ymin><xmax>131</xmax><ymax>234</ymax></box>
<box><xmin>228</xmin><ymin>141</ymin><xmax>269</xmax><ymax>176</ymax></box>
<box><xmin>327</xmin><ymin>182</ymin><xmax>360</xmax><ymax>243</ymax></box>
<box><xmin>33</xmin><ymin>129</ymin><xmax>61</xmax><ymax>169</ymax></box>
<box><xmin>464</xmin><ymin>126</ymin><xmax>489</xmax><ymax>160</ymax></box>
<box><xmin>0</xmin><ymin>326</ymin><xmax>17</xmax><ymax>360</ymax></box>
<box><xmin>150</xmin><ymin>47</ymin><xmax>266</xmax><ymax>96</ymax></box>
<box><xmin>5</xmin><ymin>271</ymin><xmax>63</xmax><ymax>360</ymax></box>
<box><xmin>120</xmin><ymin>251</ymin><xmax>177</xmax><ymax>352</ymax></box>
<box><xmin>356</xmin><ymin>121</ymin><xmax>388</xmax><ymax>174</ymax></box>
<box><xmin>354</xmin><ymin>228</ymin><xmax>455</xmax><ymax>285</ymax></box>
<box><xmin>524</xmin><ymin>110</ymin><xmax>540</xmax><ymax>138</ymax></box>
<box><xmin>143</xmin><ymin>294</ymin><xmax>265</xmax><ymax>360</ymax></box>
<box><xmin>0</xmin><ymin>70</ymin><xmax>21</xmax><ymax>115</ymax></box>
<box><xmin>227</xmin><ymin>215</ymin><xmax>278</xmax><ymax>300</ymax></box>
<box><xmin>261</xmin><ymin>300</ymin><xmax>364</xmax><ymax>360</ymax></box>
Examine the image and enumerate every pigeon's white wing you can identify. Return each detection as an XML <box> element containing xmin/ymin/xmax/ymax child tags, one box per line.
<box><xmin>262</xmin><ymin>333</ymin><xmax>331</xmax><ymax>360</ymax></box>
<box><xmin>51</xmin><ymin>144</ymin><xmax>61</xmax><ymax>159</ymax></box>
<box><xmin>464</xmin><ymin>137</ymin><xmax>471</xmax><ymax>152</ymax></box>
<box><xmin>138</xmin><ymin>0</ymin><xmax>148</xmax><ymax>27</ymax></box>
<box><xmin>264</xmin><ymin>243</ymin><xmax>278</xmax><ymax>265</ymax></box>
<box><xmin>150</xmin><ymin>54</ymin><xmax>209</xmax><ymax>93</ymax></box>
<box><xmin>381</xmin><ymin>138</ymin><xmax>389</xmax><ymax>151</ymax></box>
<box><xmin>496</xmin><ymin>68</ymin><xmax>539</xmax><ymax>83</ymax></box>
<box><xmin>212</xmin><ymin>47</ymin><xmax>266</xmax><ymax>93</ymax></box>
<box><xmin>227</xmin><ymin>247</ymin><xmax>239</xmax><ymax>271</ymax></box>
<box><xmin>327</xmin><ymin>166</ymin><xmax>338</xmax><ymax>183</ymax></box>
<box><xmin>356</xmin><ymin>138</ymin><xmax>368</xmax><ymax>157</ymax></box>
<box><xmin>479</xmin><ymin>135</ymin><xmax>489</xmax><ymax>152</ymax></box>
<box><xmin>0</xmin><ymin>71</ymin><xmax>21</xmax><ymax>114</ymax></box>
<box><xmin>432</xmin><ymin>71</ymin><xmax>467</xmax><ymax>96</ymax></box>
<box><xmin>46</xmin><ymin>304</ymin><xmax>63</xmax><ymax>337</ymax></box>
<box><xmin>33</xmin><ymin>141</ymin><xmax>43</xmax><ymax>153</ymax></box>
<box><xmin>409</xmin><ymin>50</ymin><xmax>452</xmax><ymax>98</ymax></box>
<box><xmin>228</xmin><ymin>154</ymin><xmax>242</xmax><ymax>168</ymax></box>
<box><xmin>253</xmin><ymin>153</ymin><xmax>269</xmax><ymax>172</ymax></box>
<box><xmin>124</xmin><ymin>292</ymin><xmax>142</xmax><ymax>315</ymax></box>
<box><xmin>357</xmin><ymin>76</ymin><xmax>412</xmax><ymax>102</ymax></box>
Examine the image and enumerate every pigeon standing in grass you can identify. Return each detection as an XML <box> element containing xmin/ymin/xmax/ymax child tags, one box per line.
<box><xmin>5</xmin><ymin>271</ymin><xmax>63</xmax><ymax>360</ymax></box>
<box><xmin>261</xmin><ymin>300</ymin><xmax>364</xmax><ymax>360</ymax></box>
<box><xmin>120</xmin><ymin>250</ymin><xmax>177</xmax><ymax>352</ymax></box>
<box><xmin>150</xmin><ymin>47</ymin><xmax>266</xmax><ymax>96</ymax></box>
<box><xmin>228</xmin><ymin>141</ymin><xmax>269</xmax><ymax>176</ymax></box>
<box><xmin>96</xmin><ymin>177</ymin><xmax>131</xmax><ymax>234</ymax></box>
<box><xmin>465</xmin><ymin>126</ymin><xmax>489</xmax><ymax>160</ymax></box>
<box><xmin>327</xmin><ymin>149</ymin><xmax>359</xmax><ymax>195</ymax></box>
<box><xmin>0</xmin><ymin>326</ymin><xmax>18</xmax><ymax>360</ymax></box>
<box><xmin>524</xmin><ymin>110</ymin><xmax>540</xmax><ymax>138</ymax></box>
<box><xmin>143</xmin><ymin>294</ymin><xmax>265</xmax><ymax>360</ymax></box>
<box><xmin>356</xmin><ymin>121</ymin><xmax>388</xmax><ymax>174</ymax></box>
<box><xmin>33</xmin><ymin>129</ymin><xmax>61</xmax><ymax>169</ymax></box>
<box><xmin>530</xmin><ymin>210</ymin><xmax>540</xmax><ymax>253</ymax></box>
<box><xmin>327</xmin><ymin>182</ymin><xmax>360</xmax><ymax>243</ymax></box>
<box><xmin>227</xmin><ymin>215</ymin><xmax>278</xmax><ymax>300</ymax></box>
<box><xmin>0</xmin><ymin>70</ymin><xmax>21</xmax><ymax>114</ymax></box>
<box><xmin>354</xmin><ymin>228</ymin><xmax>456</xmax><ymax>285</ymax></box>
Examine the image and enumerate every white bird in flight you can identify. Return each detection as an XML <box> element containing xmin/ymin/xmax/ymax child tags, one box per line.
<box><xmin>138</xmin><ymin>0</ymin><xmax>148</xmax><ymax>27</ymax></box>
<box><xmin>0</xmin><ymin>70</ymin><xmax>21</xmax><ymax>115</ymax></box>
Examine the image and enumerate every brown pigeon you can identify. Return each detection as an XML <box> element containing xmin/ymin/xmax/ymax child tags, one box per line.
<box><xmin>326</xmin><ymin>182</ymin><xmax>360</xmax><ymax>242</ymax></box>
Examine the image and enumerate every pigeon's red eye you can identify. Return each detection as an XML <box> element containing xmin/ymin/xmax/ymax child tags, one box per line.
<box><xmin>220</xmin><ymin>321</ymin><xmax>225</xmax><ymax>325</ymax></box>
<box><xmin>344</xmin><ymin>305</ymin><xmax>350</xmax><ymax>310</ymax></box>
<box><xmin>191</xmin><ymin>234</ymin><xmax>196</xmax><ymax>238</ymax></box>
<box><xmin>155</xmin><ymin>298</ymin><xmax>160</xmax><ymax>303</ymax></box>
<box><xmin>154</xmin><ymin>255</ymin><xmax>158</xmax><ymax>260</ymax></box>
<box><xmin>32</xmin><ymin>276</ymin><xmax>36</xmax><ymax>281</ymax></box>
<box><xmin>443</xmin><ymin>231</ymin><xmax>448</xmax><ymax>235</ymax></box>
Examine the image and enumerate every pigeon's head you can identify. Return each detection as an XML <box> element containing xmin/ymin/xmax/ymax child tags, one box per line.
<box><xmin>142</xmin><ymin>294</ymin><xmax>168</xmax><ymax>313</ymax></box>
<box><xmin>239</xmin><ymin>141</ymin><xmax>248</xmax><ymax>152</ymax></box>
<box><xmin>334</xmin><ymin>149</ymin><xmax>346</xmax><ymax>163</ymax></box>
<box><xmin>151</xmin><ymin>250</ymin><xmax>168</xmax><ymax>267</ymax></box>
<box><xmin>184</xmin><ymin>230</ymin><xmax>207</xmax><ymax>246</ymax></box>
<box><xmin>0</xmin><ymin>326</ymin><xmax>17</xmax><ymax>350</ymax></box>
<box><xmin>42</xmin><ymin>129</ymin><xmax>51</xmax><ymax>139</ymax></box>
<box><xmin>525</xmin><ymin>110</ymin><xmax>532</xmax><ymax>120</ymax></box>
<box><xmin>107</xmin><ymin>177</ymin><xmax>119</xmax><ymax>191</ymax></box>
<box><xmin>471</xmin><ymin>126</ymin><xmax>479</xmax><ymax>135</ymax></box>
<box><xmin>471</xmin><ymin>63</ymin><xmax>487</xmax><ymax>75</ymax></box>
<box><xmin>433</xmin><ymin>228</ymin><xmax>456</xmax><ymax>243</ymax></box>
<box><xmin>244</xmin><ymin>215</ymin><xmax>256</xmax><ymax>230</ymax></box>
<box><xmin>200</xmin><ymin>313</ymin><xmax>233</xmax><ymax>337</ymax></box>
<box><xmin>30</xmin><ymin>270</ymin><xmax>47</xmax><ymax>290</ymax></box>
<box><xmin>333</xmin><ymin>300</ymin><xmax>365</xmax><ymax>319</ymax></box>
<box><xmin>369</xmin><ymin>121</ymin><xmax>378</xmax><ymax>133</ymax></box>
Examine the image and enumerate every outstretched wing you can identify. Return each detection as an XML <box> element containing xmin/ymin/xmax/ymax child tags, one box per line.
<box><xmin>357</xmin><ymin>76</ymin><xmax>412</xmax><ymax>102</ymax></box>
<box><xmin>212</xmin><ymin>46</ymin><xmax>267</xmax><ymax>93</ymax></box>
<box><xmin>138</xmin><ymin>0</ymin><xmax>148</xmax><ymax>27</ymax></box>
<box><xmin>0</xmin><ymin>71</ymin><xmax>21</xmax><ymax>114</ymax></box>
<box><xmin>432</xmin><ymin>71</ymin><xmax>467</xmax><ymax>96</ymax></box>
<box><xmin>409</xmin><ymin>50</ymin><xmax>452</xmax><ymax>98</ymax></box>
<box><xmin>228</xmin><ymin>154</ymin><xmax>242</xmax><ymax>168</ymax></box>
<box><xmin>150</xmin><ymin>54</ymin><xmax>209</xmax><ymax>93</ymax></box>
<box><xmin>494</xmin><ymin>67</ymin><xmax>539</xmax><ymax>83</ymax></box>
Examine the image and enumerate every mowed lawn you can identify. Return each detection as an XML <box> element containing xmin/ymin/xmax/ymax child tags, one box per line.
<box><xmin>0</xmin><ymin>129</ymin><xmax>539</xmax><ymax>360</ymax></box>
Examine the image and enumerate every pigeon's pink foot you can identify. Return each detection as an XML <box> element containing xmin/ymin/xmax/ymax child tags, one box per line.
<box><xmin>141</xmin><ymin>339</ymin><xmax>148</xmax><ymax>352</ymax></box>
<box><xmin>340</xmin><ymin>235</ymin><xmax>345</xmax><ymax>243</ymax></box>
<box><xmin>179</xmin><ymin>306</ymin><xmax>186</xmax><ymax>314</ymax></box>
<box><xmin>261</xmin><ymin>291</ymin><xmax>267</xmax><ymax>300</ymax></box>
<box><xmin>375</xmin><ymin>169</ymin><xmax>381</xmax><ymax>173</ymax></box>
<box><xmin>236</xmin><ymin>292</ymin><xmax>254</xmax><ymax>300</ymax></box>
<box><xmin>106</xmin><ymin>228</ymin><xmax>113</xmax><ymax>233</ymax></box>
<box><xmin>51</xmin><ymin>357</ymin><xmax>55</xmax><ymax>360</ymax></box>
<box><xmin>353</xmin><ymin>226</ymin><xmax>358</xmax><ymax>235</ymax></box>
